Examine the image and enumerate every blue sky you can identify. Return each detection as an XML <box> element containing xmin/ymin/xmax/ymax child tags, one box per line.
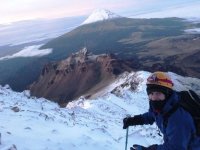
<box><xmin>1</xmin><ymin>0</ymin><xmax>200</xmax><ymax>24</ymax></box>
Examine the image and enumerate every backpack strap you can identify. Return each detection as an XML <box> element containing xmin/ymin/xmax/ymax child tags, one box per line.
<box><xmin>187</xmin><ymin>90</ymin><xmax>200</xmax><ymax>107</ymax></box>
<box><xmin>163</xmin><ymin>103</ymin><xmax>179</xmax><ymax>128</ymax></box>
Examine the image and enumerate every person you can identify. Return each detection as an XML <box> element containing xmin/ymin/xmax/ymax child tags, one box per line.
<box><xmin>123</xmin><ymin>71</ymin><xmax>200</xmax><ymax>150</ymax></box>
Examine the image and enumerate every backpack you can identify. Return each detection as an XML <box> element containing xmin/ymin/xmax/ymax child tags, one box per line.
<box><xmin>163</xmin><ymin>90</ymin><xmax>200</xmax><ymax>136</ymax></box>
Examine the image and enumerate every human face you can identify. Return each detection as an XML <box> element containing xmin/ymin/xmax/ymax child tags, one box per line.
<box><xmin>148</xmin><ymin>91</ymin><xmax>165</xmax><ymax>101</ymax></box>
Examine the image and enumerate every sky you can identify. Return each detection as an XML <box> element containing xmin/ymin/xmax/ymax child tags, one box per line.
<box><xmin>1</xmin><ymin>0</ymin><xmax>200</xmax><ymax>24</ymax></box>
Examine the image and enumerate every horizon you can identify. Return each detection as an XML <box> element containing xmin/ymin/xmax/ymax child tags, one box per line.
<box><xmin>1</xmin><ymin>0</ymin><xmax>200</xmax><ymax>25</ymax></box>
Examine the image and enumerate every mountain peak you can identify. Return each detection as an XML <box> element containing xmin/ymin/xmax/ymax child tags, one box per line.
<box><xmin>82</xmin><ymin>9</ymin><xmax>121</xmax><ymax>25</ymax></box>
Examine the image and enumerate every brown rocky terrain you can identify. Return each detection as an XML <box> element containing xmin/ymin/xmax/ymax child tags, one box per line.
<box><xmin>29</xmin><ymin>48</ymin><xmax>134</xmax><ymax>104</ymax></box>
<box><xmin>136</xmin><ymin>35</ymin><xmax>200</xmax><ymax>77</ymax></box>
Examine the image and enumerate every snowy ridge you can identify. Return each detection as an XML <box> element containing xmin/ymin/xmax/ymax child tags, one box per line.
<box><xmin>82</xmin><ymin>9</ymin><xmax>121</xmax><ymax>25</ymax></box>
<box><xmin>0</xmin><ymin>71</ymin><xmax>200</xmax><ymax>150</ymax></box>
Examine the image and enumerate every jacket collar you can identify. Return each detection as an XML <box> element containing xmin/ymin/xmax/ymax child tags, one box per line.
<box><xmin>161</xmin><ymin>91</ymin><xmax>179</xmax><ymax>114</ymax></box>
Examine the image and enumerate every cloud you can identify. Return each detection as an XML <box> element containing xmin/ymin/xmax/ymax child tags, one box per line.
<box><xmin>0</xmin><ymin>0</ymin><xmax>91</xmax><ymax>24</ymax></box>
<box><xmin>131</xmin><ymin>2</ymin><xmax>200</xmax><ymax>18</ymax></box>
<box><xmin>1</xmin><ymin>0</ymin><xmax>200</xmax><ymax>24</ymax></box>
<box><xmin>125</xmin><ymin>0</ymin><xmax>200</xmax><ymax>18</ymax></box>
<box><xmin>0</xmin><ymin>44</ymin><xmax>52</xmax><ymax>60</ymax></box>
<box><xmin>185</xmin><ymin>28</ymin><xmax>200</xmax><ymax>34</ymax></box>
<box><xmin>0</xmin><ymin>0</ymin><xmax>149</xmax><ymax>24</ymax></box>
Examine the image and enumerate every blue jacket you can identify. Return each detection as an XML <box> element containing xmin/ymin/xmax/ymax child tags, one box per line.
<box><xmin>141</xmin><ymin>91</ymin><xmax>200</xmax><ymax>150</ymax></box>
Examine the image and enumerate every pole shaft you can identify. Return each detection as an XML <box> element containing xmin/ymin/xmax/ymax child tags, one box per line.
<box><xmin>125</xmin><ymin>127</ymin><xmax>129</xmax><ymax>150</ymax></box>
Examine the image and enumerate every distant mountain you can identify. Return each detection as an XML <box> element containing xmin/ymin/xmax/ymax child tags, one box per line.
<box><xmin>82</xmin><ymin>9</ymin><xmax>121</xmax><ymax>25</ymax></box>
<box><xmin>0</xmin><ymin>17</ymin><xmax>200</xmax><ymax>92</ymax></box>
<box><xmin>41</xmin><ymin>17</ymin><xmax>200</xmax><ymax>77</ymax></box>
<box><xmin>29</xmin><ymin>48</ymin><xmax>134</xmax><ymax>104</ymax></box>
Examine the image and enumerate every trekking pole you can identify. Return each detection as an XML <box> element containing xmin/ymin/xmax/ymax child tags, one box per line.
<box><xmin>124</xmin><ymin>114</ymin><xmax>131</xmax><ymax>150</ymax></box>
<box><xmin>125</xmin><ymin>126</ymin><xmax>129</xmax><ymax>150</ymax></box>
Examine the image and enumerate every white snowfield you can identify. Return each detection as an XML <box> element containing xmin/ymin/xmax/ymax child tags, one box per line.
<box><xmin>82</xmin><ymin>9</ymin><xmax>121</xmax><ymax>25</ymax></box>
<box><xmin>0</xmin><ymin>71</ymin><xmax>200</xmax><ymax>150</ymax></box>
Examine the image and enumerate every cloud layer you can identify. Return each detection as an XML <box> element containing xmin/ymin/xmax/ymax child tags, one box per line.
<box><xmin>0</xmin><ymin>44</ymin><xmax>52</xmax><ymax>60</ymax></box>
<box><xmin>1</xmin><ymin>0</ymin><xmax>200</xmax><ymax>24</ymax></box>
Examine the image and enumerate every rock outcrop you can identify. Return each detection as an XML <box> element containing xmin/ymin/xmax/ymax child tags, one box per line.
<box><xmin>30</xmin><ymin>48</ymin><xmax>134</xmax><ymax>104</ymax></box>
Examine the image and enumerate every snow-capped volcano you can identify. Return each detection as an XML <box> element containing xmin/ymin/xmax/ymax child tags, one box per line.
<box><xmin>82</xmin><ymin>9</ymin><xmax>121</xmax><ymax>25</ymax></box>
<box><xmin>0</xmin><ymin>71</ymin><xmax>200</xmax><ymax>150</ymax></box>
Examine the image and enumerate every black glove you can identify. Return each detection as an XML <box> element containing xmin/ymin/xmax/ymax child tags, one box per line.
<box><xmin>130</xmin><ymin>144</ymin><xmax>147</xmax><ymax>150</ymax></box>
<box><xmin>123</xmin><ymin>115</ymin><xmax>144</xmax><ymax>129</ymax></box>
<box><xmin>123</xmin><ymin>117</ymin><xmax>131</xmax><ymax>129</ymax></box>
<box><xmin>130</xmin><ymin>144</ymin><xmax>157</xmax><ymax>150</ymax></box>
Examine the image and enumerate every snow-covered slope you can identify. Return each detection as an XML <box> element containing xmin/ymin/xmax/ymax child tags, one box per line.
<box><xmin>82</xmin><ymin>9</ymin><xmax>121</xmax><ymax>25</ymax></box>
<box><xmin>0</xmin><ymin>71</ymin><xmax>200</xmax><ymax>150</ymax></box>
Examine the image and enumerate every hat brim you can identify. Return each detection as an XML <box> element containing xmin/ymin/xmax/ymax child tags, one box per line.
<box><xmin>146</xmin><ymin>84</ymin><xmax>172</xmax><ymax>97</ymax></box>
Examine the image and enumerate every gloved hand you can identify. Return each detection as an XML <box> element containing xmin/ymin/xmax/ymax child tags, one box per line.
<box><xmin>130</xmin><ymin>144</ymin><xmax>147</xmax><ymax>150</ymax></box>
<box><xmin>123</xmin><ymin>115</ymin><xmax>144</xmax><ymax>129</ymax></box>
<box><xmin>130</xmin><ymin>144</ymin><xmax>157</xmax><ymax>150</ymax></box>
<box><xmin>123</xmin><ymin>117</ymin><xmax>131</xmax><ymax>129</ymax></box>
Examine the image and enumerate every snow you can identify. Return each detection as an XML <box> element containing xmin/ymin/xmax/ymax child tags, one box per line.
<box><xmin>82</xmin><ymin>9</ymin><xmax>121</xmax><ymax>25</ymax></box>
<box><xmin>0</xmin><ymin>71</ymin><xmax>200</xmax><ymax>150</ymax></box>
<box><xmin>168</xmin><ymin>72</ymin><xmax>200</xmax><ymax>93</ymax></box>
<box><xmin>0</xmin><ymin>44</ymin><xmax>52</xmax><ymax>60</ymax></box>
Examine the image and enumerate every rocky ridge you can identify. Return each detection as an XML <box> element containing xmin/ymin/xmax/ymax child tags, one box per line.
<box><xmin>30</xmin><ymin>48</ymin><xmax>134</xmax><ymax>104</ymax></box>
